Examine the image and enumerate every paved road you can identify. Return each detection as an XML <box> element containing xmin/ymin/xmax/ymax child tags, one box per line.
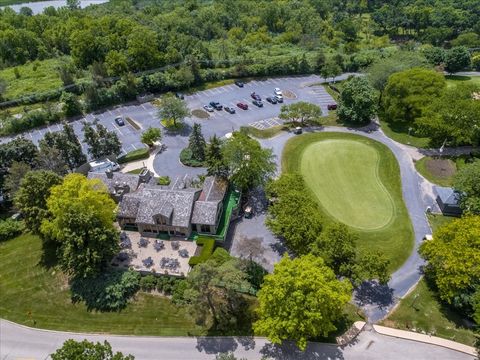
<box><xmin>0</xmin><ymin>320</ymin><xmax>473</xmax><ymax>360</ymax></box>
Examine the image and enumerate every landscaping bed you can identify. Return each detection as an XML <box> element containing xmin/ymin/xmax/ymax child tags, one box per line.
<box><xmin>282</xmin><ymin>132</ymin><xmax>414</xmax><ymax>272</ymax></box>
<box><xmin>191</xmin><ymin>109</ymin><xmax>210</xmax><ymax>119</ymax></box>
<box><xmin>179</xmin><ymin>148</ymin><xmax>205</xmax><ymax>167</ymax></box>
<box><xmin>415</xmin><ymin>156</ymin><xmax>457</xmax><ymax>187</ymax></box>
<box><xmin>117</xmin><ymin>147</ymin><xmax>149</xmax><ymax>164</ymax></box>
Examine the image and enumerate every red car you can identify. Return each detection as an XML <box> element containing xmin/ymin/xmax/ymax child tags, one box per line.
<box><xmin>250</xmin><ymin>92</ymin><xmax>261</xmax><ymax>101</ymax></box>
<box><xmin>327</xmin><ymin>104</ymin><xmax>337</xmax><ymax>110</ymax></box>
<box><xmin>237</xmin><ymin>102</ymin><xmax>249</xmax><ymax>110</ymax></box>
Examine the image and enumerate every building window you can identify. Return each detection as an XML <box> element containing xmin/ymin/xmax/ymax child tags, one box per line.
<box><xmin>200</xmin><ymin>224</ymin><xmax>210</xmax><ymax>233</ymax></box>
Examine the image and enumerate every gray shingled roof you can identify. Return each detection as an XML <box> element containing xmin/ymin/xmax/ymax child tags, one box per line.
<box><xmin>191</xmin><ymin>176</ymin><xmax>228</xmax><ymax>225</ymax></box>
<box><xmin>119</xmin><ymin>185</ymin><xmax>199</xmax><ymax>228</ymax></box>
<box><xmin>435</xmin><ymin>186</ymin><xmax>461</xmax><ymax>206</ymax></box>
<box><xmin>88</xmin><ymin>172</ymin><xmax>140</xmax><ymax>194</ymax></box>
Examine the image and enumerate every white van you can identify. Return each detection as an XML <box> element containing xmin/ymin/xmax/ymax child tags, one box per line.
<box><xmin>89</xmin><ymin>159</ymin><xmax>120</xmax><ymax>173</ymax></box>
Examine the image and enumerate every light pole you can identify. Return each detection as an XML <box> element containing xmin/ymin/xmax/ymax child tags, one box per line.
<box><xmin>407</xmin><ymin>127</ymin><xmax>413</xmax><ymax>145</ymax></box>
<box><xmin>410</xmin><ymin>293</ymin><xmax>420</xmax><ymax>309</ymax></box>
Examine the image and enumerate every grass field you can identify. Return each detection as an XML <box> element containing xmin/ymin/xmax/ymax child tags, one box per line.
<box><xmin>445</xmin><ymin>75</ymin><xmax>480</xmax><ymax>88</ymax></box>
<box><xmin>282</xmin><ymin>132</ymin><xmax>414</xmax><ymax>271</ymax></box>
<box><xmin>414</xmin><ymin>156</ymin><xmax>457</xmax><ymax>187</ymax></box>
<box><xmin>382</xmin><ymin>279</ymin><xmax>476</xmax><ymax>346</ymax></box>
<box><xmin>0</xmin><ymin>234</ymin><xmax>206</xmax><ymax>335</ymax></box>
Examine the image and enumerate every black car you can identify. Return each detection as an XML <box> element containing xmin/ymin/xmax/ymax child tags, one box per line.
<box><xmin>235</xmin><ymin>80</ymin><xmax>245</xmax><ymax>87</ymax></box>
<box><xmin>266</xmin><ymin>96</ymin><xmax>277</xmax><ymax>104</ymax></box>
<box><xmin>114</xmin><ymin>117</ymin><xmax>125</xmax><ymax>126</ymax></box>
<box><xmin>252</xmin><ymin>99</ymin><xmax>263</xmax><ymax>107</ymax></box>
<box><xmin>225</xmin><ymin>106</ymin><xmax>236</xmax><ymax>114</ymax></box>
<box><xmin>209</xmin><ymin>101</ymin><xmax>223</xmax><ymax>110</ymax></box>
<box><xmin>175</xmin><ymin>92</ymin><xmax>185</xmax><ymax>100</ymax></box>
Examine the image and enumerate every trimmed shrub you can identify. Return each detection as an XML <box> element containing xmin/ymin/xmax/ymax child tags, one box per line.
<box><xmin>171</xmin><ymin>279</ymin><xmax>188</xmax><ymax>304</ymax></box>
<box><xmin>179</xmin><ymin>148</ymin><xmax>205</xmax><ymax>167</ymax></box>
<box><xmin>139</xmin><ymin>275</ymin><xmax>157</xmax><ymax>291</ymax></box>
<box><xmin>156</xmin><ymin>276</ymin><xmax>179</xmax><ymax>295</ymax></box>
<box><xmin>117</xmin><ymin>148</ymin><xmax>149</xmax><ymax>164</ymax></box>
<box><xmin>188</xmin><ymin>237</ymin><xmax>215</xmax><ymax>266</ymax></box>
<box><xmin>70</xmin><ymin>269</ymin><xmax>140</xmax><ymax>311</ymax></box>
<box><xmin>157</xmin><ymin>176</ymin><xmax>171</xmax><ymax>186</ymax></box>
<box><xmin>0</xmin><ymin>219</ymin><xmax>24</xmax><ymax>242</ymax></box>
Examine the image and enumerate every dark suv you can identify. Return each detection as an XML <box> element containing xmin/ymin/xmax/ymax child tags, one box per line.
<box><xmin>327</xmin><ymin>104</ymin><xmax>337</xmax><ymax>110</ymax></box>
<box><xmin>266</xmin><ymin>96</ymin><xmax>277</xmax><ymax>104</ymax></box>
<box><xmin>235</xmin><ymin>80</ymin><xmax>245</xmax><ymax>87</ymax></box>
<box><xmin>209</xmin><ymin>101</ymin><xmax>223</xmax><ymax>110</ymax></box>
<box><xmin>252</xmin><ymin>99</ymin><xmax>263</xmax><ymax>107</ymax></box>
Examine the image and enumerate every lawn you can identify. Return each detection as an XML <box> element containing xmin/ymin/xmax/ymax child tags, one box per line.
<box><xmin>445</xmin><ymin>75</ymin><xmax>480</xmax><ymax>88</ymax></box>
<box><xmin>414</xmin><ymin>156</ymin><xmax>457</xmax><ymax>187</ymax></box>
<box><xmin>382</xmin><ymin>279</ymin><xmax>476</xmax><ymax>346</ymax></box>
<box><xmin>282</xmin><ymin>132</ymin><xmax>414</xmax><ymax>271</ymax></box>
<box><xmin>427</xmin><ymin>213</ymin><xmax>456</xmax><ymax>232</ymax></box>
<box><xmin>241</xmin><ymin>125</ymin><xmax>285</xmax><ymax>139</ymax></box>
<box><xmin>0</xmin><ymin>234</ymin><xmax>206</xmax><ymax>335</ymax></box>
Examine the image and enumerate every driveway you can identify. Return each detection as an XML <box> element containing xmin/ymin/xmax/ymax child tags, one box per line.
<box><xmin>0</xmin><ymin>320</ymin><xmax>473</xmax><ymax>360</ymax></box>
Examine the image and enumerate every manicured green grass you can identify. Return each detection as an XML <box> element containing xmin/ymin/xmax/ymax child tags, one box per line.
<box><xmin>382</xmin><ymin>279</ymin><xmax>476</xmax><ymax>346</ymax></box>
<box><xmin>427</xmin><ymin>213</ymin><xmax>456</xmax><ymax>232</ymax></box>
<box><xmin>380</xmin><ymin>119</ymin><xmax>431</xmax><ymax>149</ymax></box>
<box><xmin>282</xmin><ymin>132</ymin><xmax>414</xmax><ymax>271</ymax></box>
<box><xmin>414</xmin><ymin>156</ymin><xmax>457</xmax><ymax>187</ymax></box>
<box><xmin>0</xmin><ymin>234</ymin><xmax>205</xmax><ymax>335</ymax></box>
<box><xmin>445</xmin><ymin>75</ymin><xmax>480</xmax><ymax>88</ymax></box>
<box><xmin>117</xmin><ymin>147</ymin><xmax>149</xmax><ymax>164</ymax></box>
<box><xmin>127</xmin><ymin>168</ymin><xmax>144</xmax><ymax>174</ymax></box>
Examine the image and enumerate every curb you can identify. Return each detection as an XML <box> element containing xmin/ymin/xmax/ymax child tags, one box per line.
<box><xmin>373</xmin><ymin>324</ymin><xmax>477</xmax><ymax>357</ymax></box>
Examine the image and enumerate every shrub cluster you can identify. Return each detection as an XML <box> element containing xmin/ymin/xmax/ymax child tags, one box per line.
<box><xmin>0</xmin><ymin>219</ymin><xmax>24</xmax><ymax>242</ymax></box>
<box><xmin>70</xmin><ymin>269</ymin><xmax>140</xmax><ymax>311</ymax></box>
<box><xmin>188</xmin><ymin>237</ymin><xmax>215</xmax><ymax>266</ymax></box>
<box><xmin>157</xmin><ymin>176</ymin><xmax>171</xmax><ymax>186</ymax></box>
<box><xmin>179</xmin><ymin>148</ymin><xmax>205</xmax><ymax>167</ymax></box>
<box><xmin>117</xmin><ymin>148</ymin><xmax>149</xmax><ymax>164</ymax></box>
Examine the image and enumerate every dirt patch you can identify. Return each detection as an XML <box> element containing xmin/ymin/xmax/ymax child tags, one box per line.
<box><xmin>425</xmin><ymin>158</ymin><xmax>456</xmax><ymax>179</ymax></box>
<box><xmin>283</xmin><ymin>89</ymin><xmax>297</xmax><ymax>99</ymax></box>
<box><xmin>191</xmin><ymin>109</ymin><xmax>210</xmax><ymax>119</ymax></box>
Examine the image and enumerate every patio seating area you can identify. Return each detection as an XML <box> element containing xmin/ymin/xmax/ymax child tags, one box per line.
<box><xmin>112</xmin><ymin>231</ymin><xmax>197</xmax><ymax>276</ymax></box>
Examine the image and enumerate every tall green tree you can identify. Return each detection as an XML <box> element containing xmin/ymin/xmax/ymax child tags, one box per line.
<box><xmin>445</xmin><ymin>46</ymin><xmax>471</xmax><ymax>74</ymax></box>
<box><xmin>40</xmin><ymin>123</ymin><xmax>86</xmax><ymax>170</ymax></box>
<box><xmin>453</xmin><ymin>161</ymin><xmax>480</xmax><ymax>214</ymax></box>
<box><xmin>205</xmin><ymin>135</ymin><xmax>228</xmax><ymax>178</ymax></box>
<box><xmin>222</xmin><ymin>132</ymin><xmax>276</xmax><ymax>191</ymax></box>
<box><xmin>320</xmin><ymin>58</ymin><xmax>342</xmax><ymax>81</ymax></box>
<box><xmin>37</xmin><ymin>145</ymin><xmax>68</xmax><ymax>176</ymax></box>
<box><xmin>266</xmin><ymin>174</ymin><xmax>323</xmax><ymax>255</ymax></box>
<box><xmin>157</xmin><ymin>95</ymin><xmax>190</xmax><ymax>127</ymax></box>
<box><xmin>188</xmin><ymin>123</ymin><xmax>207</xmax><ymax>161</ymax></box>
<box><xmin>420</xmin><ymin>216</ymin><xmax>480</xmax><ymax>316</ymax></box>
<box><xmin>278</xmin><ymin>101</ymin><xmax>322</xmax><ymax>126</ymax></box>
<box><xmin>254</xmin><ymin>254</ymin><xmax>352</xmax><ymax>350</ymax></box>
<box><xmin>82</xmin><ymin>120</ymin><xmax>121</xmax><ymax>159</ymax></box>
<box><xmin>60</xmin><ymin>92</ymin><xmax>82</xmax><ymax>117</ymax></box>
<box><xmin>51</xmin><ymin>339</ymin><xmax>134</xmax><ymax>360</ymax></box>
<box><xmin>382</xmin><ymin>68</ymin><xmax>445</xmax><ymax>123</ymax></box>
<box><xmin>14</xmin><ymin>170</ymin><xmax>62</xmax><ymax>233</ymax></box>
<box><xmin>4</xmin><ymin>161</ymin><xmax>31</xmax><ymax>198</ymax></box>
<box><xmin>141</xmin><ymin>127</ymin><xmax>162</xmax><ymax>147</ymax></box>
<box><xmin>41</xmin><ymin>174</ymin><xmax>119</xmax><ymax>278</ymax></box>
<box><xmin>338</xmin><ymin>76</ymin><xmax>378</xmax><ymax>124</ymax></box>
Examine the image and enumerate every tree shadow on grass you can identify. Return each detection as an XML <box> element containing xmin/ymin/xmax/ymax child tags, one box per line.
<box><xmin>39</xmin><ymin>239</ymin><xmax>59</xmax><ymax>269</ymax></box>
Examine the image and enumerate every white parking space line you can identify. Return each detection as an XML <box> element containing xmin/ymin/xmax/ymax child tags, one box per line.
<box><xmin>131</xmin><ymin>144</ymin><xmax>137</xmax><ymax>150</ymax></box>
<box><xmin>113</xmin><ymin>124</ymin><xmax>124</xmax><ymax>136</ymax></box>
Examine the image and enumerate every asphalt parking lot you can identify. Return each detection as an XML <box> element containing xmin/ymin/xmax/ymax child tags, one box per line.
<box><xmin>2</xmin><ymin>74</ymin><xmax>343</xmax><ymax>162</ymax></box>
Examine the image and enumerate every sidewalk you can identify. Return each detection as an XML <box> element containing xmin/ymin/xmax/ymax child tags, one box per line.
<box><xmin>120</xmin><ymin>146</ymin><xmax>161</xmax><ymax>176</ymax></box>
<box><xmin>373</xmin><ymin>324</ymin><xmax>477</xmax><ymax>357</ymax></box>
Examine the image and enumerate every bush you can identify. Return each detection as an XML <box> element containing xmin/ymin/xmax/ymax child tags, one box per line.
<box><xmin>171</xmin><ymin>279</ymin><xmax>188</xmax><ymax>304</ymax></box>
<box><xmin>139</xmin><ymin>275</ymin><xmax>157</xmax><ymax>291</ymax></box>
<box><xmin>0</xmin><ymin>219</ymin><xmax>23</xmax><ymax>242</ymax></box>
<box><xmin>179</xmin><ymin>148</ymin><xmax>205</xmax><ymax>167</ymax></box>
<box><xmin>117</xmin><ymin>148</ymin><xmax>149</xmax><ymax>164</ymax></box>
<box><xmin>2</xmin><ymin>107</ymin><xmax>61</xmax><ymax>135</ymax></box>
<box><xmin>70</xmin><ymin>269</ymin><xmax>140</xmax><ymax>311</ymax></box>
<box><xmin>156</xmin><ymin>276</ymin><xmax>179</xmax><ymax>295</ymax></box>
<box><xmin>188</xmin><ymin>237</ymin><xmax>215</xmax><ymax>266</ymax></box>
<box><xmin>157</xmin><ymin>176</ymin><xmax>171</xmax><ymax>186</ymax></box>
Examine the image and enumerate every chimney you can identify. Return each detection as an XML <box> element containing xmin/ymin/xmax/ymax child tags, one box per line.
<box><xmin>106</xmin><ymin>169</ymin><xmax>113</xmax><ymax>179</ymax></box>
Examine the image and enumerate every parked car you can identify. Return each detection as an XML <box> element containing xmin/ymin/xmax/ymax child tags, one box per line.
<box><xmin>203</xmin><ymin>104</ymin><xmax>214</xmax><ymax>112</ymax></box>
<box><xmin>237</xmin><ymin>102</ymin><xmax>249</xmax><ymax>110</ymax></box>
<box><xmin>252</xmin><ymin>99</ymin><xmax>264</xmax><ymax>107</ymax></box>
<box><xmin>294</xmin><ymin>127</ymin><xmax>303</xmax><ymax>135</ymax></box>
<box><xmin>209</xmin><ymin>101</ymin><xmax>223</xmax><ymax>110</ymax></box>
<box><xmin>235</xmin><ymin>80</ymin><xmax>245</xmax><ymax>87</ymax></box>
<box><xmin>251</xmin><ymin>92</ymin><xmax>261</xmax><ymax>101</ymax></box>
<box><xmin>274</xmin><ymin>88</ymin><xmax>283</xmax><ymax>96</ymax></box>
<box><xmin>175</xmin><ymin>92</ymin><xmax>185</xmax><ymax>100</ymax></box>
<box><xmin>114</xmin><ymin>117</ymin><xmax>125</xmax><ymax>126</ymax></box>
<box><xmin>327</xmin><ymin>104</ymin><xmax>337</xmax><ymax>110</ymax></box>
<box><xmin>225</xmin><ymin>106</ymin><xmax>236</xmax><ymax>114</ymax></box>
<box><xmin>274</xmin><ymin>95</ymin><xmax>284</xmax><ymax>103</ymax></box>
<box><xmin>266</xmin><ymin>96</ymin><xmax>278</xmax><ymax>104</ymax></box>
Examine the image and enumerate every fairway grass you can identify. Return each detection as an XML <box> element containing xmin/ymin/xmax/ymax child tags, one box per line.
<box><xmin>0</xmin><ymin>234</ymin><xmax>206</xmax><ymax>336</ymax></box>
<box><xmin>301</xmin><ymin>140</ymin><xmax>395</xmax><ymax>230</ymax></box>
<box><xmin>283</xmin><ymin>132</ymin><xmax>414</xmax><ymax>272</ymax></box>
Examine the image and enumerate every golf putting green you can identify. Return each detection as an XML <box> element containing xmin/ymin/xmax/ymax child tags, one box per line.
<box><xmin>300</xmin><ymin>139</ymin><xmax>395</xmax><ymax>230</ymax></box>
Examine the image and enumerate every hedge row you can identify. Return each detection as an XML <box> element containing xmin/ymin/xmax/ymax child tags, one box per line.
<box><xmin>188</xmin><ymin>237</ymin><xmax>215</xmax><ymax>266</ymax></box>
<box><xmin>117</xmin><ymin>147</ymin><xmax>149</xmax><ymax>164</ymax></box>
<box><xmin>0</xmin><ymin>219</ymin><xmax>24</xmax><ymax>242</ymax></box>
